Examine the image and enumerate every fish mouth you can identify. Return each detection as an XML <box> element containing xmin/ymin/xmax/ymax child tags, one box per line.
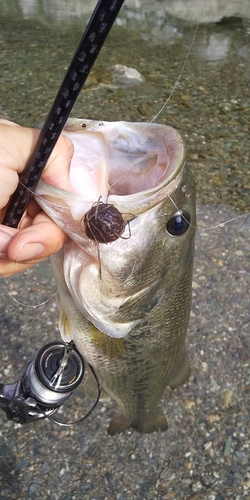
<box><xmin>36</xmin><ymin>120</ymin><xmax>186</xmax><ymax>221</ymax></box>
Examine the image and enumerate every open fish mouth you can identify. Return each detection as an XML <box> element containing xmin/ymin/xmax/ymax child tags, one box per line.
<box><xmin>35</xmin><ymin>119</ymin><xmax>186</xmax><ymax>229</ymax></box>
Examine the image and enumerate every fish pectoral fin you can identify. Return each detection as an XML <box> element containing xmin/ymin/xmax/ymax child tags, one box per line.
<box><xmin>167</xmin><ymin>348</ymin><xmax>191</xmax><ymax>389</ymax></box>
<box><xmin>89</xmin><ymin>323</ymin><xmax>126</xmax><ymax>358</ymax></box>
<box><xmin>117</xmin><ymin>285</ymin><xmax>152</xmax><ymax>314</ymax></box>
<box><xmin>59</xmin><ymin>308</ymin><xmax>74</xmax><ymax>342</ymax></box>
<box><xmin>108</xmin><ymin>410</ymin><xmax>168</xmax><ymax>435</ymax></box>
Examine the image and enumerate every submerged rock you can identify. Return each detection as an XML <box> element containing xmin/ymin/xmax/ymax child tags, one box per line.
<box><xmin>109</xmin><ymin>64</ymin><xmax>145</xmax><ymax>87</ymax></box>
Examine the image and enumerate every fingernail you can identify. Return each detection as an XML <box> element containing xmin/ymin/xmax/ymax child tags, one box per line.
<box><xmin>0</xmin><ymin>231</ymin><xmax>12</xmax><ymax>253</ymax></box>
<box><xmin>17</xmin><ymin>242</ymin><xmax>44</xmax><ymax>262</ymax></box>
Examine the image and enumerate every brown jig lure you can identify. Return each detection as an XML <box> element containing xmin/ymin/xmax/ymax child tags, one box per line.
<box><xmin>84</xmin><ymin>199</ymin><xmax>128</xmax><ymax>244</ymax></box>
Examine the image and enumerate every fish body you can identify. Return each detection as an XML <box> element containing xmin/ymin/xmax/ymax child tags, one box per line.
<box><xmin>35</xmin><ymin>119</ymin><xmax>196</xmax><ymax>434</ymax></box>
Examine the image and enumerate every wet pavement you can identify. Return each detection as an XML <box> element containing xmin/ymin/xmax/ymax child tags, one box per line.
<box><xmin>0</xmin><ymin>1</ymin><xmax>249</xmax><ymax>499</ymax></box>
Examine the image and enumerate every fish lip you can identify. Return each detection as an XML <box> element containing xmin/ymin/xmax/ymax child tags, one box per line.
<box><xmin>108</xmin><ymin>167</ymin><xmax>186</xmax><ymax>216</ymax></box>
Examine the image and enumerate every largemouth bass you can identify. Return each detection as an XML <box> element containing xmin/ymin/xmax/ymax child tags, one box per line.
<box><xmin>35</xmin><ymin>119</ymin><xmax>196</xmax><ymax>434</ymax></box>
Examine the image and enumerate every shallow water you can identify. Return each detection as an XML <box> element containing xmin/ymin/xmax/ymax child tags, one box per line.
<box><xmin>0</xmin><ymin>0</ymin><xmax>249</xmax><ymax>211</ymax></box>
<box><xmin>0</xmin><ymin>1</ymin><xmax>249</xmax><ymax>499</ymax></box>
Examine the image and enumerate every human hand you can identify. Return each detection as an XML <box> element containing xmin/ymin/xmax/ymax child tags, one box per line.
<box><xmin>0</xmin><ymin>119</ymin><xmax>73</xmax><ymax>276</ymax></box>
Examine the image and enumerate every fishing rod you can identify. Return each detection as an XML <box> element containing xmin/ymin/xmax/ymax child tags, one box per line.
<box><xmin>2</xmin><ymin>0</ymin><xmax>125</xmax><ymax>228</ymax></box>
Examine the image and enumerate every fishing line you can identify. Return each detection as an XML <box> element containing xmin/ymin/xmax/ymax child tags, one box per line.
<box><xmin>12</xmin><ymin>178</ymin><xmax>97</xmax><ymax>217</ymax></box>
<box><xmin>3</xmin><ymin>288</ymin><xmax>57</xmax><ymax>308</ymax></box>
<box><xmin>140</xmin><ymin>0</ymin><xmax>249</xmax><ymax>232</ymax></box>
<box><xmin>44</xmin><ymin>364</ymin><xmax>101</xmax><ymax>428</ymax></box>
<box><xmin>166</xmin><ymin>194</ymin><xmax>250</xmax><ymax>231</ymax></box>
<box><xmin>149</xmin><ymin>0</ymin><xmax>207</xmax><ymax>125</ymax></box>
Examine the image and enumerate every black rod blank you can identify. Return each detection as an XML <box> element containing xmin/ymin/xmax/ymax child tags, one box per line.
<box><xmin>2</xmin><ymin>0</ymin><xmax>125</xmax><ymax>227</ymax></box>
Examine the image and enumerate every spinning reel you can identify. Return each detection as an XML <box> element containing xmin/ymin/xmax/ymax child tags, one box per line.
<box><xmin>0</xmin><ymin>341</ymin><xmax>100</xmax><ymax>426</ymax></box>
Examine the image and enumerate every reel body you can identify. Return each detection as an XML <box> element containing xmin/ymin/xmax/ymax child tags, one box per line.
<box><xmin>0</xmin><ymin>341</ymin><xmax>94</xmax><ymax>425</ymax></box>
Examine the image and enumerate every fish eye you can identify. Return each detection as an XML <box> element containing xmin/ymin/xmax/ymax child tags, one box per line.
<box><xmin>166</xmin><ymin>210</ymin><xmax>191</xmax><ymax>236</ymax></box>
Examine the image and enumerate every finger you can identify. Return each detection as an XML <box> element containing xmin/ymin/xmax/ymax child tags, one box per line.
<box><xmin>18</xmin><ymin>198</ymin><xmax>42</xmax><ymax>229</ymax></box>
<box><xmin>0</xmin><ymin>226</ymin><xmax>35</xmax><ymax>276</ymax></box>
<box><xmin>6</xmin><ymin>212</ymin><xmax>67</xmax><ymax>264</ymax></box>
<box><xmin>0</xmin><ymin>124</ymin><xmax>73</xmax><ymax>211</ymax></box>
<box><xmin>0</xmin><ymin>259</ymin><xmax>37</xmax><ymax>277</ymax></box>
<box><xmin>42</xmin><ymin>133</ymin><xmax>74</xmax><ymax>191</ymax></box>
<box><xmin>0</xmin><ymin>119</ymin><xmax>19</xmax><ymax>126</ymax></box>
<box><xmin>0</xmin><ymin>215</ymin><xmax>67</xmax><ymax>276</ymax></box>
<box><xmin>0</xmin><ymin>164</ymin><xmax>19</xmax><ymax>209</ymax></box>
<box><xmin>0</xmin><ymin>197</ymin><xmax>41</xmax><ymax>230</ymax></box>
